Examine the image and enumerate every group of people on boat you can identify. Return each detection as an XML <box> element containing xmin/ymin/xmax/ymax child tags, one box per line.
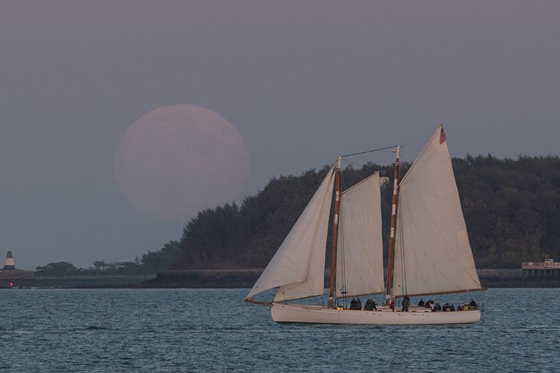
<box><xmin>349</xmin><ymin>298</ymin><xmax>362</xmax><ymax>310</ymax></box>
<box><xmin>364</xmin><ymin>299</ymin><xmax>377</xmax><ymax>311</ymax></box>
<box><xmin>346</xmin><ymin>297</ymin><xmax>478</xmax><ymax>312</ymax></box>
<box><xmin>349</xmin><ymin>298</ymin><xmax>378</xmax><ymax>311</ymax></box>
<box><xmin>418</xmin><ymin>298</ymin><xmax>478</xmax><ymax>312</ymax></box>
<box><xmin>388</xmin><ymin>296</ymin><xmax>411</xmax><ymax>312</ymax></box>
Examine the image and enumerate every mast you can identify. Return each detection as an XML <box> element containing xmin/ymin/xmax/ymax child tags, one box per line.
<box><xmin>385</xmin><ymin>145</ymin><xmax>401</xmax><ymax>304</ymax></box>
<box><xmin>328</xmin><ymin>157</ymin><xmax>342</xmax><ymax>309</ymax></box>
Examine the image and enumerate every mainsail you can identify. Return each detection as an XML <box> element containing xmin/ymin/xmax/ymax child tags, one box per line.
<box><xmin>392</xmin><ymin>127</ymin><xmax>481</xmax><ymax>297</ymax></box>
<box><xmin>246</xmin><ymin>167</ymin><xmax>336</xmax><ymax>302</ymax></box>
<box><xmin>336</xmin><ymin>173</ymin><xmax>384</xmax><ymax>297</ymax></box>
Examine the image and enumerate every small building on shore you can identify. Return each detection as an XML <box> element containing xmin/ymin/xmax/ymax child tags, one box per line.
<box><xmin>522</xmin><ymin>259</ymin><xmax>560</xmax><ymax>279</ymax></box>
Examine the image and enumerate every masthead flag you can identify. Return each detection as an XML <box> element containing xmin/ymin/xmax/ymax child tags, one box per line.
<box><xmin>440</xmin><ymin>127</ymin><xmax>446</xmax><ymax>144</ymax></box>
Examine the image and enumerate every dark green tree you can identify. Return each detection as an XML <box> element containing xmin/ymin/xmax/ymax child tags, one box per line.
<box><xmin>35</xmin><ymin>261</ymin><xmax>78</xmax><ymax>276</ymax></box>
<box><xmin>141</xmin><ymin>240</ymin><xmax>181</xmax><ymax>273</ymax></box>
<box><xmin>133</xmin><ymin>154</ymin><xmax>560</xmax><ymax>271</ymax></box>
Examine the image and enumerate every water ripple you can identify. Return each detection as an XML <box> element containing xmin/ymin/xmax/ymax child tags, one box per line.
<box><xmin>0</xmin><ymin>288</ymin><xmax>558</xmax><ymax>371</ymax></box>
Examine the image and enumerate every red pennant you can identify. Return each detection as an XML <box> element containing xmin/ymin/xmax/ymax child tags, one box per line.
<box><xmin>440</xmin><ymin>128</ymin><xmax>446</xmax><ymax>144</ymax></box>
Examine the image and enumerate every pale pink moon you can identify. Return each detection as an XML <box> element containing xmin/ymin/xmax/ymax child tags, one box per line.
<box><xmin>114</xmin><ymin>104</ymin><xmax>250</xmax><ymax>223</ymax></box>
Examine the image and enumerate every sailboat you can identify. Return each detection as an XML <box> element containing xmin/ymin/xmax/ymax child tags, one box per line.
<box><xmin>245</xmin><ymin>126</ymin><xmax>483</xmax><ymax>325</ymax></box>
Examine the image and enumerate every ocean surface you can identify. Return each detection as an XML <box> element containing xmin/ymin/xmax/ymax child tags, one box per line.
<box><xmin>0</xmin><ymin>288</ymin><xmax>558</xmax><ymax>372</ymax></box>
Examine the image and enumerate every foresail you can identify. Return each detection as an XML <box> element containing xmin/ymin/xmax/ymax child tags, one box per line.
<box><xmin>246</xmin><ymin>167</ymin><xmax>336</xmax><ymax>302</ymax></box>
<box><xmin>336</xmin><ymin>173</ymin><xmax>384</xmax><ymax>297</ymax></box>
<box><xmin>392</xmin><ymin>127</ymin><xmax>481</xmax><ymax>297</ymax></box>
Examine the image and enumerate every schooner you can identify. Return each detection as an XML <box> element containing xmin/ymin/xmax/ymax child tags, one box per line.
<box><xmin>245</xmin><ymin>126</ymin><xmax>483</xmax><ymax>325</ymax></box>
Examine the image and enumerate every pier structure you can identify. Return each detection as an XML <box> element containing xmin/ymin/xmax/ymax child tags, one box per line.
<box><xmin>522</xmin><ymin>259</ymin><xmax>560</xmax><ymax>280</ymax></box>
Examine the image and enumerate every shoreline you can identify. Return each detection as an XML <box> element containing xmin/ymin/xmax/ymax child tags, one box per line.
<box><xmin>143</xmin><ymin>269</ymin><xmax>560</xmax><ymax>289</ymax></box>
<box><xmin>1</xmin><ymin>269</ymin><xmax>559</xmax><ymax>289</ymax></box>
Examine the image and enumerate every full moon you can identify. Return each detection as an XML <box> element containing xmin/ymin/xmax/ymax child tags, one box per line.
<box><xmin>114</xmin><ymin>104</ymin><xmax>250</xmax><ymax>223</ymax></box>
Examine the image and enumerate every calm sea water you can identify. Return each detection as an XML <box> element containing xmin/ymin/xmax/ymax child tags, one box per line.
<box><xmin>0</xmin><ymin>288</ymin><xmax>557</xmax><ymax>372</ymax></box>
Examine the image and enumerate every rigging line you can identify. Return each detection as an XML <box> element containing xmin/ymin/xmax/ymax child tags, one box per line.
<box><xmin>399</xmin><ymin>199</ymin><xmax>408</xmax><ymax>297</ymax></box>
<box><xmin>342</xmin><ymin>158</ymin><xmax>384</xmax><ymax>172</ymax></box>
<box><xmin>341</xmin><ymin>145</ymin><xmax>399</xmax><ymax>158</ymax></box>
<box><xmin>338</xmin><ymin>205</ymin><xmax>346</xmax><ymax>302</ymax></box>
<box><xmin>338</xmin><ymin>227</ymin><xmax>344</xmax><ymax>301</ymax></box>
<box><xmin>341</xmin><ymin>159</ymin><xmax>379</xmax><ymax>186</ymax></box>
<box><xmin>340</xmin><ymin>166</ymin><xmax>348</xmax><ymax>192</ymax></box>
<box><xmin>341</xmin><ymin>158</ymin><xmax>363</xmax><ymax>169</ymax></box>
<box><xmin>335</xmin><ymin>175</ymin><xmax>347</xmax><ymax>306</ymax></box>
<box><xmin>341</xmin><ymin>158</ymin><xmax>368</xmax><ymax>179</ymax></box>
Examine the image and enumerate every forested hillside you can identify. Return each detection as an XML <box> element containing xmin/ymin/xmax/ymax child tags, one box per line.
<box><xmin>165</xmin><ymin>155</ymin><xmax>560</xmax><ymax>270</ymax></box>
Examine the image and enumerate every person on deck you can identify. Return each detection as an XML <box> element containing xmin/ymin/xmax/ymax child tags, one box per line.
<box><xmin>364</xmin><ymin>299</ymin><xmax>377</xmax><ymax>311</ymax></box>
<box><xmin>434</xmin><ymin>302</ymin><xmax>442</xmax><ymax>311</ymax></box>
<box><xmin>425</xmin><ymin>300</ymin><xmax>432</xmax><ymax>309</ymax></box>
<box><xmin>450</xmin><ymin>304</ymin><xmax>455</xmax><ymax>311</ymax></box>
<box><xmin>402</xmin><ymin>296</ymin><xmax>410</xmax><ymax>312</ymax></box>
<box><xmin>356</xmin><ymin>298</ymin><xmax>362</xmax><ymax>310</ymax></box>
<box><xmin>350</xmin><ymin>298</ymin><xmax>358</xmax><ymax>310</ymax></box>
<box><xmin>418</xmin><ymin>298</ymin><xmax>425</xmax><ymax>307</ymax></box>
<box><xmin>468</xmin><ymin>298</ymin><xmax>478</xmax><ymax>310</ymax></box>
<box><xmin>390</xmin><ymin>300</ymin><xmax>395</xmax><ymax>311</ymax></box>
<box><xmin>443</xmin><ymin>303</ymin><xmax>450</xmax><ymax>311</ymax></box>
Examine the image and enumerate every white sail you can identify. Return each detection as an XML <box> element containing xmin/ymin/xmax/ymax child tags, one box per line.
<box><xmin>392</xmin><ymin>127</ymin><xmax>481</xmax><ymax>297</ymax></box>
<box><xmin>246</xmin><ymin>167</ymin><xmax>336</xmax><ymax>301</ymax></box>
<box><xmin>336</xmin><ymin>173</ymin><xmax>384</xmax><ymax>297</ymax></box>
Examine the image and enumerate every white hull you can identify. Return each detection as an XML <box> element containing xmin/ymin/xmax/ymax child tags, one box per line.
<box><xmin>271</xmin><ymin>303</ymin><xmax>481</xmax><ymax>325</ymax></box>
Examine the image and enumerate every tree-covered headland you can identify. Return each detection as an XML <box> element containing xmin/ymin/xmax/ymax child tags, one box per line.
<box><xmin>169</xmin><ymin>154</ymin><xmax>560</xmax><ymax>270</ymax></box>
<box><xmin>35</xmin><ymin>154</ymin><xmax>560</xmax><ymax>275</ymax></box>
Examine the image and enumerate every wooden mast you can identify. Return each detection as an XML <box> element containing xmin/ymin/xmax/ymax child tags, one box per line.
<box><xmin>385</xmin><ymin>145</ymin><xmax>401</xmax><ymax>304</ymax></box>
<box><xmin>328</xmin><ymin>156</ymin><xmax>342</xmax><ymax>309</ymax></box>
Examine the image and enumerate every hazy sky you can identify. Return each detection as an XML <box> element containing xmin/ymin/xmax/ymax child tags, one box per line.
<box><xmin>1</xmin><ymin>1</ymin><xmax>559</xmax><ymax>268</ymax></box>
